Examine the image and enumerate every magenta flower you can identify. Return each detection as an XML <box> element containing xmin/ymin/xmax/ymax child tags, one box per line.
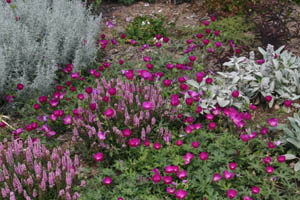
<box><xmin>125</xmin><ymin>69</ymin><xmax>134</xmax><ymax>80</ymax></box>
<box><xmin>229</xmin><ymin>162</ymin><xmax>237</xmax><ymax>170</ymax></box>
<box><xmin>166</xmin><ymin>186</ymin><xmax>176</xmax><ymax>194</ymax></box>
<box><xmin>93</xmin><ymin>152</ymin><xmax>103</xmax><ymax>162</ymax></box>
<box><xmin>214</xmin><ymin>30</ymin><xmax>220</xmax><ymax>36</ymax></box>
<box><xmin>176</xmin><ymin>140</ymin><xmax>183</xmax><ymax>146</ymax></box>
<box><xmin>163</xmin><ymin>79</ymin><xmax>172</xmax><ymax>87</ymax></box>
<box><xmin>256</xmin><ymin>59</ymin><xmax>265</xmax><ymax>64</ymax></box>
<box><xmin>155</xmin><ymin>42</ymin><xmax>161</xmax><ymax>48</ymax></box>
<box><xmin>175</xmin><ymin>189</ymin><xmax>187</xmax><ymax>199</ymax></box>
<box><xmin>260</xmin><ymin>127</ymin><xmax>269</xmax><ymax>135</ymax></box>
<box><xmin>199</xmin><ymin>152</ymin><xmax>209</xmax><ymax>161</ymax></box>
<box><xmin>183</xmin><ymin>152</ymin><xmax>194</xmax><ymax>165</ymax></box>
<box><xmin>232</xmin><ymin>90</ymin><xmax>239</xmax><ymax>98</ymax></box>
<box><xmin>284</xmin><ymin>99</ymin><xmax>292</xmax><ymax>107</ymax></box>
<box><xmin>249</xmin><ymin>104</ymin><xmax>257</xmax><ymax>110</ymax></box>
<box><xmin>189</xmin><ymin>55</ymin><xmax>196</xmax><ymax>62</ymax></box>
<box><xmin>206</xmin><ymin>114</ymin><xmax>214</xmax><ymax>120</ymax></box>
<box><xmin>171</xmin><ymin>94</ymin><xmax>180</xmax><ymax>107</ymax></box>
<box><xmin>203</xmin><ymin>39</ymin><xmax>210</xmax><ymax>45</ymax></box>
<box><xmin>265</xmin><ymin>95</ymin><xmax>272</xmax><ymax>102</ymax></box>
<box><xmin>203</xmin><ymin>20</ymin><xmax>210</xmax><ymax>26</ymax></box>
<box><xmin>208</xmin><ymin>47</ymin><xmax>214</xmax><ymax>53</ymax></box>
<box><xmin>266</xmin><ymin>166</ymin><xmax>274</xmax><ymax>174</ymax></box>
<box><xmin>104</xmin><ymin>108</ymin><xmax>115</xmax><ymax>118</ymax></box>
<box><xmin>166</xmin><ymin>63</ymin><xmax>174</xmax><ymax>70</ymax></box>
<box><xmin>63</xmin><ymin>115</ymin><xmax>72</xmax><ymax>125</ymax></box>
<box><xmin>177</xmin><ymin>170</ymin><xmax>187</xmax><ymax>179</ymax></box>
<box><xmin>205</xmin><ymin>77</ymin><xmax>213</xmax><ymax>84</ymax></box>
<box><xmin>251</xmin><ymin>186</ymin><xmax>260</xmax><ymax>194</ymax></box>
<box><xmin>153</xmin><ymin>142</ymin><xmax>161</xmax><ymax>150</ymax></box>
<box><xmin>152</xmin><ymin>174</ymin><xmax>161</xmax><ymax>183</ymax></box>
<box><xmin>17</xmin><ymin>83</ymin><xmax>24</xmax><ymax>90</ymax></box>
<box><xmin>214</xmin><ymin>41</ymin><xmax>222</xmax><ymax>48</ymax></box>
<box><xmin>121</xmin><ymin>33</ymin><xmax>126</xmax><ymax>39</ymax></box>
<box><xmin>263</xmin><ymin>156</ymin><xmax>272</xmax><ymax>165</ymax></box>
<box><xmin>142</xmin><ymin>101</ymin><xmax>154</xmax><ymax>110</ymax></box>
<box><xmin>106</xmin><ymin>20</ymin><xmax>115</xmax><ymax>28</ymax></box>
<box><xmin>39</xmin><ymin>96</ymin><xmax>47</xmax><ymax>104</ymax></box>
<box><xmin>277</xmin><ymin>155</ymin><xmax>286</xmax><ymax>163</ymax></box>
<box><xmin>268</xmin><ymin>118</ymin><xmax>278</xmax><ymax>127</ymax></box>
<box><xmin>223</xmin><ymin>170</ymin><xmax>235</xmax><ymax>180</ymax></box>
<box><xmin>103</xmin><ymin>177</ymin><xmax>112</xmax><ymax>185</ymax></box>
<box><xmin>143</xmin><ymin>56</ymin><xmax>151</xmax><ymax>62</ymax></box>
<box><xmin>208</xmin><ymin>122</ymin><xmax>216</xmax><ymax>130</ymax></box>
<box><xmin>108</xmin><ymin>88</ymin><xmax>116</xmax><ymax>96</ymax></box>
<box><xmin>130</xmin><ymin>39</ymin><xmax>137</xmax><ymax>45</ymax></box>
<box><xmin>192</xmin><ymin>141</ymin><xmax>199</xmax><ymax>149</ymax></box>
<box><xmin>243</xmin><ymin>196</ymin><xmax>253</xmax><ymax>200</ymax></box>
<box><xmin>227</xmin><ymin>189</ymin><xmax>237</xmax><ymax>199</ymax></box>
<box><xmin>163</xmin><ymin>176</ymin><xmax>172</xmax><ymax>185</ymax></box>
<box><xmin>122</xmin><ymin>128</ymin><xmax>131</xmax><ymax>137</ymax></box>
<box><xmin>212</xmin><ymin>173</ymin><xmax>222</xmax><ymax>182</ymax></box>
<box><xmin>196</xmin><ymin>33</ymin><xmax>203</xmax><ymax>38</ymax></box>
<box><xmin>128</xmin><ymin>138</ymin><xmax>140</xmax><ymax>148</ymax></box>
<box><xmin>164</xmin><ymin>165</ymin><xmax>174</xmax><ymax>174</ymax></box>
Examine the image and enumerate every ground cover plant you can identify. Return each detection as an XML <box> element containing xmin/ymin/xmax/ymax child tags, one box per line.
<box><xmin>1</xmin><ymin>0</ymin><xmax>300</xmax><ymax>199</ymax></box>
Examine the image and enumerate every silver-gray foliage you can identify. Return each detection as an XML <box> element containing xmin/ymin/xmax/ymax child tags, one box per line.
<box><xmin>0</xmin><ymin>0</ymin><xmax>102</xmax><ymax>98</ymax></box>
<box><xmin>220</xmin><ymin>44</ymin><xmax>300</xmax><ymax>108</ymax></box>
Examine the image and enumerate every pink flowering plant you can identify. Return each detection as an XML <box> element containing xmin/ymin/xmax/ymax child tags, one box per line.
<box><xmin>0</xmin><ymin>136</ymin><xmax>81</xmax><ymax>200</ymax></box>
<box><xmin>71</xmin><ymin>77</ymin><xmax>183</xmax><ymax>162</ymax></box>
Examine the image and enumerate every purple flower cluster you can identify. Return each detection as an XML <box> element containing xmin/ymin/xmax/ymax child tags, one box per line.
<box><xmin>0</xmin><ymin>137</ymin><xmax>81</xmax><ymax>200</ymax></box>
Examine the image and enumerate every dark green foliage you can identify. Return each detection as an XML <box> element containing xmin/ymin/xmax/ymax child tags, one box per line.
<box><xmin>125</xmin><ymin>15</ymin><xmax>167</xmax><ymax>44</ymax></box>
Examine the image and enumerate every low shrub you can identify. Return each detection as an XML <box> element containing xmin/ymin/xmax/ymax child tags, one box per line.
<box><xmin>246</xmin><ymin>0</ymin><xmax>300</xmax><ymax>49</ymax></box>
<box><xmin>79</xmin><ymin>128</ymin><xmax>300</xmax><ymax>199</ymax></box>
<box><xmin>71</xmin><ymin>77</ymin><xmax>183</xmax><ymax>162</ymax></box>
<box><xmin>125</xmin><ymin>15</ymin><xmax>167</xmax><ymax>45</ymax></box>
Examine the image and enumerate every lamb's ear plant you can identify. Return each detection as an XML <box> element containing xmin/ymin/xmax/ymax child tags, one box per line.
<box><xmin>220</xmin><ymin>44</ymin><xmax>300</xmax><ymax>108</ymax></box>
<box><xmin>277</xmin><ymin>113</ymin><xmax>300</xmax><ymax>149</ymax></box>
